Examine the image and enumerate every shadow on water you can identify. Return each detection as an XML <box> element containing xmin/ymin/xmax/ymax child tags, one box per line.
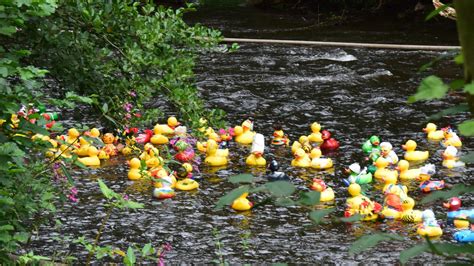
<box><xmin>29</xmin><ymin>7</ymin><xmax>472</xmax><ymax>264</ymax></box>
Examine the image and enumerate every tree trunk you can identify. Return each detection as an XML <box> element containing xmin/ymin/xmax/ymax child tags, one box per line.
<box><xmin>454</xmin><ymin>0</ymin><xmax>474</xmax><ymax>114</ymax></box>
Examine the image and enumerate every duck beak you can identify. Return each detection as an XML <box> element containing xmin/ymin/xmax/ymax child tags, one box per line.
<box><xmin>395</xmin><ymin>166</ymin><xmax>400</xmax><ymax>171</ymax></box>
<box><xmin>443</xmin><ymin>202</ymin><xmax>450</xmax><ymax>209</ymax></box>
<box><xmin>402</xmin><ymin>145</ymin><xmax>406</xmax><ymax>150</ymax></box>
<box><xmin>422</xmin><ymin>128</ymin><xmax>427</xmax><ymax>133</ymax></box>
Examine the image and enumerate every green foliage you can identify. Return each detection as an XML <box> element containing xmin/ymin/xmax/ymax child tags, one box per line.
<box><xmin>98</xmin><ymin>179</ymin><xmax>143</xmax><ymax>210</ymax></box>
<box><xmin>458</xmin><ymin>120</ymin><xmax>474</xmax><ymax>136</ymax></box>
<box><xmin>229</xmin><ymin>174</ymin><xmax>254</xmax><ymax>184</ymax></box>
<box><xmin>349</xmin><ymin>233</ymin><xmax>404</xmax><ymax>255</ymax></box>
<box><xmin>420</xmin><ymin>184</ymin><xmax>474</xmax><ymax>204</ymax></box>
<box><xmin>29</xmin><ymin>1</ymin><xmax>228</xmax><ymax>129</ymax></box>
<box><xmin>429</xmin><ymin>104</ymin><xmax>469</xmax><ymax>120</ymax></box>
<box><xmin>264</xmin><ymin>181</ymin><xmax>295</xmax><ymax>197</ymax></box>
<box><xmin>425</xmin><ymin>3</ymin><xmax>452</xmax><ymax>21</ymax></box>
<box><xmin>309</xmin><ymin>208</ymin><xmax>335</xmax><ymax>224</ymax></box>
<box><xmin>407</xmin><ymin>75</ymin><xmax>449</xmax><ymax>103</ymax></box>
<box><xmin>214</xmin><ymin>185</ymin><xmax>250</xmax><ymax>210</ymax></box>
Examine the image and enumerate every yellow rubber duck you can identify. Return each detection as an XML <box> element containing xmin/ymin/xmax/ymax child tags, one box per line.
<box><xmin>246</xmin><ymin>133</ymin><xmax>266</xmax><ymax>166</ymax></box>
<box><xmin>310</xmin><ymin>178</ymin><xmax>335</xmax><ymax>202</ymax></box>
<box><xmin>204</xmin><ymin>139</ymin><xmax>228</xmax><ymax>166</ymax></box>
<box><xmin>399</xmin><ymin>197</ymin><xmax>422</xmax><ymax>223</ymax></box>
<box><xmin>310</xmin><ymin>148</ymin><xmax>333</xmax><ymax>170</ymax></box>
<box><xmin>231</xmin><ymin>192</ymin><xmax>253</xmax><ymax>211</ymax></box>
<box><xmin>345</xmin><ymin>183</ymin><xmax>381</xmax><ymax>221</ymax></box>
<box><xmin>442</xmin><ymin>146</ymin><xmax>465</xmax><ymax>169</ymax></box>
<box><xmin>101</xmin><ymin>133</ymin><xmax>118</xmax><ymax>156</ymax></box>
<box><xmin>150</xmin><ymin>125</ymin><xmax>169</xmax><ymax>145</ymax></box>
<box><xmin>65</xmin><ymin>128</ymin><xmax>80</xmax><ymax>145</ymax></box>
<box><xmin>153</xmin><ymin>116</ymin><xmax>180</xmax><ymax>136</ymax></box>
<box><xmin>382</xmin><ymin>178</ymin><xmax>408</xmax><ymax>198</ymax></box>
<box><xmin>417</xmin><ymin>210</ymin><xmax>442</xmax><ymax>237</ymax></box>
<box><xmin>75</xmin><ymin>137</ymin><xmax>91</xmax><ymax>157</ymax></box>
<box><xmin>98</xmin><ymin>150</ymin><xmax>109</xmax><ymax>160</ymax></box>
<box><xmin>291</xmin><ymin>140</ymin><xmax>302</xmax><ymax>154</ymax></box>
<box><xmin>85</xmin><ymin>128</ymin><xmax>101</xmax><ymax>138</ymax></box>
<box><xmin>374</xmin><ymin>157</ymin><xmax>398</xmax><ymax>181</ymax></box>
<box><xmin>175</xmin><ymin>163</ymin><xmax>199</xmax><ymax>191</ymax></box>
<box><xmin>271</xmin><ymin>124</ymin><xmax>289</xmax><ymax>146</ymax></box>
<box><xmin>308</xmin><ymin>122</ymin><xmax>323</xmax><ymax>143</ymax></box>
<box><xmin>33</xmin><ymin>134</ymin><xmax>59</xmax><ymax>157</ymax></box>
<box><xmin>402</xmin><ymin>140</ymin><xmax>429</xmax><ymax>162</ymax></box>
<box><xmin>396</xmin><ymin>160</ymin><xmax>420</xmax><ymax>180</ymax></box>
<box><xmin>423</xmin><ymin>123</ymin><xmax>444</xmax><ymax>141</ymax></box>
<box><xmin>443</xmin><ymin>128</ymin><xmax>462</xmax><ymax>147</ymax></box>
<box><xmin>128</xmin><ymin>158</ymin><xmax>143</xmax><ymax>180</ymax></box>
<box><xmin>291</xmin><ymin>148</ymin><xmax>311</xmax><ymax>168</ymax></box>
<box><xmin>234</xmin><ymin>120</ymin><xmax>256</xmax><ymax>145</ymax></box>
<box><xmin>77</xmin><ymin>146</ymin><xmax>100</xmax><ymax>167</ymax></box>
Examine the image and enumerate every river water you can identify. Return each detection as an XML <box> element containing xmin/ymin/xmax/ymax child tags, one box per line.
<box><xmin>29</xmin><ymin>6</ymin><xmax>473</xmax><ymax>264</ymax></box>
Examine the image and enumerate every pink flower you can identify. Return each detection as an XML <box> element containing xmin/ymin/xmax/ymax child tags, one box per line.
<box><xmin>125</xmin><ymin>113</ymin><xmax>132</xmax><ymax>120</ymax></box>
<box><xmin>123</xmin><ymin>102</ymin><xmax>133</xmax><ymax>112</ymax></box>
<box><xmin>129</xmin><ymin>91</ymin><xmax>137</xmax><ymax>97</ymax></box>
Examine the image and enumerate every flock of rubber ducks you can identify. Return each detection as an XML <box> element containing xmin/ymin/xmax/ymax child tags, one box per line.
<box><xmin>28</xmin><ymin>115</ymin><xmax>473</xmax><ymax>242</ymax></box>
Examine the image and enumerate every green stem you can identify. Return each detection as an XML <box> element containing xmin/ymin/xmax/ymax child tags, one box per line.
<box><xmin>85</xmin><ymin>205</ymin><xmax>114</xmax><ymax>266</ymax></box>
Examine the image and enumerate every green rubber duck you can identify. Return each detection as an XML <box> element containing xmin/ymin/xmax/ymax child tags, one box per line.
<box><xmin>343</xmin><ymin>163</ymin><xmax>372</xmax><ymax>186</ymax></box>
<box><xmin>362</xmin><ymin>135</ymin><xmax>381</xmax><ymax>155</ymax></box>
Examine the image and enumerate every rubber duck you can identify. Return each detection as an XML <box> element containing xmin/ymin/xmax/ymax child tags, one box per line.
<box><xmin>75</xmin><ymin>137</ymin><xmax>91</xmax><ymax>157</ymax></box>
<box><xmin>173</xmin><ymin>140</ymin><xmax>195</xmax><ymax>163</ymax></box>
<box><xmin>310</xmin><ymin>178</ymin><xmax>335</xmax><ymax>202</ymax></box>
<box><xmin>218</xmin><ymin>128</ymin><xmax>234</xmax><ymax>147</ymax></box>
<box><xmin>204</xmin><ymin>139</ymin><xmax>228</xmax><ymax>166</ymax></box>
<box><xmin>374</xmin><ymin>157</ymin><xmax>398</xmax><ymax>182</ymax></box>
<box><xmin>362</xmin><ymin>135</ymin><xmax>381</xmax><ymax>155</ymax></box>
<box><xmin>366</xmin><ymin>149</ymin><xmax>381</xmax><ymax>174</ymax></box>
<box><xmin>444</xmin><ymin>197</ymin><xmax>474</xmax><ymax>222</ymax></box>
<box><xmin>417</xmin><ymin>210</ymin><xmax>443</xmax><ymax>237</ymax></box>
<box><xmin>417</xmin><ymin>164</ymin><xmax>445</xmax><ymax>193</ymax></box>
<box><xmin>380</xmin><ymin>142</ymin><xmax>399</xmax><ymax>165</ymax></box>
<box><xmin>175</xmin><ymin>163</ymin><xmax>199</xmax><ymax>191</ymax></box>
<box><xmin>382</xmin><ymin>177</ymin><xmax>407</xmax><ymax>198</ymax></box>
<box><xmin>153</xmin><ymin>116</ymin><xmax>180</xmax><ymax>136</ymax></box>
<box><xmin>291</xmin><ymin>148</ymin><xmax>311</xmax><ymax>168</ymax></box>
<box><xmin>84</xmin><ymin>128</ymin><xmax>100</xmax><ymax>138</ymax></box>
<box><xmin>64</xmin><ymin>128</ymin><xmax>80</xmax><ymax>145</ymax></box>
<box><xmin>299</xmin><ymin>135</ymin><xmax>312</xmax><ymax>153</ymax></box>
<box><xmin>153</xmin><ymin>174</ymin><xmax>175</xmax><ymax>199</ymax></box>
<box><xmin>310</xmin><ymin>148</ymin><xmax>333</xmax><ymax>170</ymax></box>
<box><xmin>423</xmin><ymin>123</ymin><xmax>444</xmax><ymax>141</ymax></box>
<box><xmin>101</xmin><ymin>133</ymin><xmax>118</xmax><ymax>156</ymax></box>
<box><xmin>55</xmin><ymin>144</ymin><xmax>72</xmax><ymax>159</ymax></box>
<box><xmin>77</xmin><ymin>146</ymin><xmax>100</xmax><ymax>167</ymax></box>
<box><xmin>266</xmin><ymin>160</ymin><xmax>289</xmax><ymax>181</ymax></box>
<box><xmin>402</xmin><ymin>140</ymin><xmax>429</xmax><ymax>162</ymax></box>
<box><xmin>319</xmin><ymin>130</ymin><xmax>340</xmax><ymax>151</ymax></box>
<box><xmin>442</xmin><ymin>127</ymin><xmax>462</xmax><ymax>147</ymax></box>
<box><xmin>307</xmin><ymin>122</ymin><xmax>322</xmax><ymax>143</ymax></box>
<box><xmin>454</xmin><ymin>228</ymin><xmax>474</xmax><ymax>243</ymax></box>
<box><xmin>150</xmin><ymin>125</ymin><xmax>169</xmax><ymax>145</ymax></box>
<box><xmin>399</xmin><ymin>197</ymin><xmax>422</xmax><ymax>223</ymax></box>
<box><xmin>128</xmin><ymin>158</ymin><xmax>143</xmax><ymax>180</ymax></box>
<box><xmin>442</xmin><ymin>146</ymin><xmax>465</xmax><ymax>169</ymax></box>
<box><xmin>246</xmin><ymin>133</ymin><xmax>266</xmax><ymax>166</ymax></box>
<box><xmin>231</xmin><ymin>192</ymin><xmax>253</xmax><ymax>211</ymax></box>
<box><xmin>291</xmin><ymin>140</ymin><xmax>302</xmax><ymax>154</ymax></box>
<box><xmin>396</xmin><ymin>160</ymin><xmax>420</xmax><ymax>180</ymax></box>
<box><xmin>271</xmin><ymin>123</ymin><xmax>289</xmax><ymax>146</ymax></box>
<box><xmin>344</xmin><ymin>183</ymin><xmax>381</xmax><ymax>221</ymax></box>
<box><xmin>234</xmin><ymin>119</ymin><xmax>256</xmax><ymax>145</ymax></box>
<box><xmin>343</xmin><ymin>163</ymin><xmax>372</xmax><ymax>186</ymax></box>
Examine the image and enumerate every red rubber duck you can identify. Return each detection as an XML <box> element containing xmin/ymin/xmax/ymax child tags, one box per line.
<box><xmin>319</xmin><ymin>130</ymin><xmax>340</xmax><ymax>151</ymax></box>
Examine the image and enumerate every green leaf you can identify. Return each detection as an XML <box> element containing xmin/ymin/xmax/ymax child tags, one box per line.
<box><xmin>60</xmin><ymin>163</ymin><xmax>75</xmax><ymax>185</ymax></box>
<box><xmin>0</xmin><ymin>225</ymin><xmax>14</xmax><ymax>231</ymax></box>
<box><xmin>400</xmin><ymin>244</ymin><xmax>428</xmax><ymax>264</ymax></box>
<box><xmin>125</xmin><ymin>246</ymin><xmax>136</xmax><ymax>266</ymax></box>
<box><xmin>13</xmin><ymin>232</ymin><xmax>30</xmax><ymax>243</ymax></box>
<box><xmin>0</xmin><ymin>26</ymin><xmax>17</xmax><ymax>36</ymax></box>
<box><xmin>339</xmin><ymin>214</ymin><xmax>364</xmax><ymax>222</ymax></box>
<box><xmin>408</xmin><ymin>76</ymin><xmax>448</xmax><ymax>103</ymax></box>
<box><xmin>214</xmin><ymin>185</ymin><xmax>249</xmax><ymax>210</ymax></box>
<box><xmin>229</xmin><ymin>174</ymin><xmax>254</xmax><ymax>184</ymax></box>
<box><xmin>428</xmin><ymin>104</ymin><xmax>469</xmax><ymax>120</ymax></box>
<box><xmin>65</xmin><ymin>92</ymin><xmax>94</xmax><ymax>104</ymax></box>
<box><xmin>309</xmin><ymin>208</ymin><xmax>335</xmax><ymax>224</ymax></box>
<box><xmin>98</xmin><ymin>179</ymin><xmax>115</xmax><ymax>199</ymax></box>
<box><xmin>450</xmin><ymin>79</ymin><xmax>465</xmax><ymax>90</ymax></box>
<box><xmin>420</xmin><ymin>184</ymin><xmax>474</xmax><ymax>204</ymax></box>
<box><xmin>0</xmin><ymin>66</ymin><xmax>8</xmax><ymax>77</ymax></box>
<box><xmin>458</xmin><ymin>120</ymin><xmax>474</xmax><ymax>136</ymax></box>
<box><xmin>297</xmin><ymin>191</ymin><xmax>321</xmax><ymax>206</ymax></box>
<box><xmin>461</xmin><ymin>152</ymin><xmax>474</xmax><ymax>163</ymax></box>
<box><xmin>142</xmin><ymin>243</ymin><xmax>152</xmax><ymax>257</ymax></box>
<box><xmin>102</xmin><ymin>103</ymin><xmax>108</xmax><ymax>113</ymax></box>
<box><xmin>349</xmin><ymin>233</ymin><xmax>405</xmax><ymax>255</ymax></box>
<box><xmin>464</xmin><ymin>83</ymin><xmax>474</xmax><ymax>95</ymax></box>
<box><xmin>425</xmin><ymin>3</ymin><xmax>451</xmax><ymax>21</ymax></box>
<box><xmin>454</xmin><ymin>52</ymin><xmax>464</xmax><ymax>65</ymax></box>
<box><xmin>275</xmin><ymin>198</ymin><xmax>295</xmax><ymax>206</ymax></box>
<box><xmin>264</xmin><ymin>181</ymin><xmax>295</xmax><ymax>197</ymax></box>
<box><xmin>122</xmin><ymin>200</ymin><xmax>144</xmax><ymax>209</ymax></box>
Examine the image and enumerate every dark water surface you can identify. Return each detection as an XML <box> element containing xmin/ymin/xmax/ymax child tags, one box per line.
<box><xmin>29</xmin><ymin>7</ymin><xmax>473</xmax><ymax>264</ymax></box>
